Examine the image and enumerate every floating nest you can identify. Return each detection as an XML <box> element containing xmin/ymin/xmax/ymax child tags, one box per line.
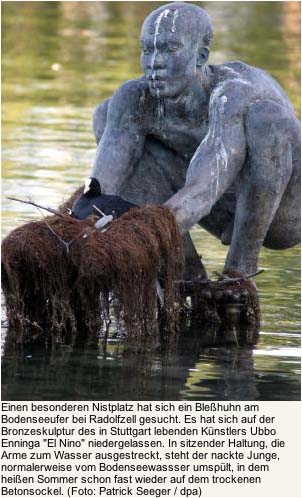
<box><xmin>1</xmin><ymin>188</ymin><xmax>183</xmax><ymax>347</ymax></box>
<box><xmin>2</xmin><ymin>188</ymin><xmax>260</xmax><ymax>349</ymax></box>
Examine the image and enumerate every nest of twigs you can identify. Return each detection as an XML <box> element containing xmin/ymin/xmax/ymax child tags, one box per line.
<box><xmin>1</xmin><ymin>189</ymin><xmax>183</xmax><ymax>344</ymax></box>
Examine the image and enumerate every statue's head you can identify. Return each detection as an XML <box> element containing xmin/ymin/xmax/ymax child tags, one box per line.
<box><xmin>140</xmin><ymin>2</ymin><xmax>213</xmax><ymax>98</ymax></box>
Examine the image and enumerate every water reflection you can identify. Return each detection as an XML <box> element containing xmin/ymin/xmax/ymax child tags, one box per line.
<box><xmin>1</xmin><ymin>319</ymin><xmax>299</xmax><ymax>401</ymax></box>
<box><xmin>1</xmin><ymin>322</ymin><xmax>257</xmax><ymax>401</ymax></box>
<box><xmin>1</xmin><ymin>1</ymin><xmax>301</xmax><ymax>401</ymax></box>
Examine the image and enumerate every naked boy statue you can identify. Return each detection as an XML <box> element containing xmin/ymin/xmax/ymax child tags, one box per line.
<box><xmin>72</xmin><ymin>2</ymin><xmax>300</xmax><ymax>285</ymax></box>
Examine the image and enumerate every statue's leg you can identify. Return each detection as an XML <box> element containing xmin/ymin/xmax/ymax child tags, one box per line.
<box><xmin>120</xmin><ymin>137</ymin><xmax>208</xmax><ymax>281</ymax></box>
<box><xmin>224</xmin><ymin>100</ymin><xmax>295</xmax><ymax>275</ymax></box>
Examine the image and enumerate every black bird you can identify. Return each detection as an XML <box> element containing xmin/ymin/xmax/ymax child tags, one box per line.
<box><xmin>71</xmin><ymin>177</ymin><xmax>137</xmax><ymax>220</ymax></box>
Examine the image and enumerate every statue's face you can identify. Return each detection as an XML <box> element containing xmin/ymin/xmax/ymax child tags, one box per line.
<box><xmin>140</xmin><ymin>10</ymin><xmax>198</xmax><ymax>99</ymax></box>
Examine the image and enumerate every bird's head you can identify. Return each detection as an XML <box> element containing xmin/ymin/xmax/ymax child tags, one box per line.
<box><xmin>83</xmin><ymin>177</ymin><xmax>102</xmax><ymax>196</ymax></box>
<box><xmin>70</xmin><ymin>178</ymin><xmax>102</xmax><ymax>219</ymax></box>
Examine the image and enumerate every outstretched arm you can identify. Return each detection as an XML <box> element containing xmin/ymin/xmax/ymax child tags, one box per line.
<box><xmin>165</xmin><ymin>85</ymin><xmax>247</xmax><ymax>234</ymax></box>
<box><xmin>90</xmin><ymin>81</ymin><xmax>146</xmax><ymax>195</ymax></box>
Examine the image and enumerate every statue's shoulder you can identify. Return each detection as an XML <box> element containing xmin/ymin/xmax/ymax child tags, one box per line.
<box><xmin>93</xmin><ymin>78</ymin><xmax>150</xmax><ymax>133</ymax></box>
<box><xmin>210</xmin><ymin>61</ymin><xmax>292</xmax><ymax>110</ymax></box>
<box><xmin>112</xmin><ymin>77</ymin><xmax>149</xmax><ymax>106</ymax></box>
<box><xmin>207</xmin><ymin>62</ymin><xmax>264</xmax><ymax>118</ymax></box>
<box><xmin>210</xmin><ymin>61</ymin><xmax>260</xmax><ymax>93</ymax></box>
<box><xmin>93</xmin><ymin>78</ymin><xmax>147</xmax><ymax>111</ymax></box>
<box><xmin>207</xmin><ymin>62</ymin><xmax>253</xmax><ymax>110</ymax></box>
<box><xmin>214</xmin><ymin>60</ymin><xmax>265</xmax><ymax>80</ymax></box>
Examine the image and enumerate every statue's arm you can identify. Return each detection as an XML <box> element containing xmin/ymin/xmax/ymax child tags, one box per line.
<box><xmin>90</xmin><ymin>81</ymin><xmax>146</xmax><ymax>194</ymax></box>
<box><xmin>166</xmin><ymin>86</ymin><xmax>247</xmax><ymax>234</ymax></box>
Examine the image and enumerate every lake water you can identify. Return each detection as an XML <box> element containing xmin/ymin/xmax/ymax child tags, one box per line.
<box><xmin>1</xmin><ymin>1</ymin><xmax>301</xmax><ymax>401</ymax></box>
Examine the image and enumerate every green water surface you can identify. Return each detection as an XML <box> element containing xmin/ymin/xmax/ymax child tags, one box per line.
<box><xmin>1</xmin><ymin>1</ymin><xmax>301</xmax><ymax>400</ymax></box>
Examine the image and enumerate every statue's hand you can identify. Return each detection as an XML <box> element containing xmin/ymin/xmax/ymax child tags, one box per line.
<box><xmin>71</xmin><ymin>180</ymin><xmax>137</xmax><ymax>220</ymax></box>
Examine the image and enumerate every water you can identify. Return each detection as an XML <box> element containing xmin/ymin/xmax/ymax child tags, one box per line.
<box><xmin>1</xmin><ymin>1</ymin><xmax>300</xmax><ymax>401</ymax></box>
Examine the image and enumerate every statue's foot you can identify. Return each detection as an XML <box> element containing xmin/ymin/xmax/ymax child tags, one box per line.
<box><xmin>212</xmin><ymin>270</ymin><xmax>260</xmax><ymax>326</ymax></box>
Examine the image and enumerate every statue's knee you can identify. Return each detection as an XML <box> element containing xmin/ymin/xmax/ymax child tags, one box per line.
<box><xmin>93</xmin><ymin>99</ymin><xmax>110</xmax><ymax>144</ymax></box>
<box><xmin>264</xmin><ymin>225</ymin><xmax>301</xmax><ymax>250</ymax></box>
<box><xmin>221</xmin><ymin>221</ymin><xmax>233</xmax><ymax>245</ymax></box>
